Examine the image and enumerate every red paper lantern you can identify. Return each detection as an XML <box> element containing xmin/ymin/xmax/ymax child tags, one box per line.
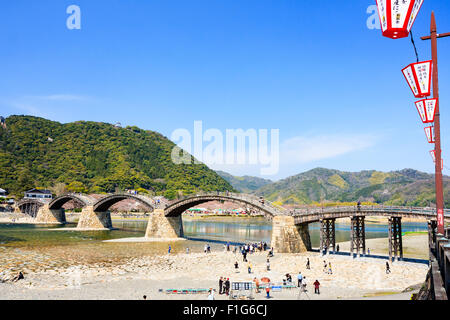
<box><xmin>430</xmin><ymin>151</ymin><xmax>443</xmax><ymax>170</ymax></box>
<box><xmin>402</xmin><ymin>61</ymin><xmax>432</xmax><ymax>98</ymax></box>
<box><xmin>375</xmin><ymin>0</ymin><xmax>424</xmax><ymax>39</ymax></box>
<box><xmin>424</xmin><ymin>126</ymin><xmax>435</xmax><ymax>143</ymax></box>
<box><xmin>430</xmin><ymin>150</ymin><xmax>436</xmax><ymax>162</ymax></box>
<box><xmin>415</xmin><ymin>98</ymin><xmax>437</xmax><ymax>123</ymax></box>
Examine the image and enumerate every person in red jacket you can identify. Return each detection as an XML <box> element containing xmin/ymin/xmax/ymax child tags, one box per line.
<box><xmin>313</xmin><ymin>280</ymin><xmax>320</xmax><ymax>294</ymax></box>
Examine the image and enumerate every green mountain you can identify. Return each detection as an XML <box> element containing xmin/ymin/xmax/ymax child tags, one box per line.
<box><xmin>216</xmin><ymin>170</ymin><xmax>272</xmax><ymax>193</ymax></box>
<box><xmin>254</xmin><ymin>168</ymin><xmax>450</xmax><ymax>207</ymax></box>
<box><xmin>0</xmin><ymin>115</ymin><xmax>234</xmax><ymax>199</ymax></box>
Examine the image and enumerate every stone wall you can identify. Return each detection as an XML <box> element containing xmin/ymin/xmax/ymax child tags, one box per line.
<box><xmin>271</xmin><ymin>216</ymin><xmax>311</xmax><ymax>253</ymax></box>
<box><xmin>145</xmin><ymin>209</ymin><xmax>184</xmax><ymax>239</ymax></box>
<box><xmin>35</xmin><ymin>205</ymin><xmax>66</xmax><ymax>224</ymax></box>
<box><xmin>76</xmin><ymin>206</ymin><xmax>112</xmax><ymax>229</ymax></box>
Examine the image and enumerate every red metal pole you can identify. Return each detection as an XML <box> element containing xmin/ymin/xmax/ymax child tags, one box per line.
<box><xmin>430</xmin><ymin>12</ymin><xmax>445</xmax><ymax>234</ymax></box>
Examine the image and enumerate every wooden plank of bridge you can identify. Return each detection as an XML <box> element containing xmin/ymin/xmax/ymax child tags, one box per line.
<box><xmin>431</xmin><ymin>257</ymin><xmax>448</xmax><ymax>300</ymax></box>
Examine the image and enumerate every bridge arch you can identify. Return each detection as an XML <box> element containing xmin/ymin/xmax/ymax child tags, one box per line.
<box><xmin>163</xmin><ymin>193</ymin><xmax>285</xmax><ymax>218</ymax></box>
<box><xmin>93</xmin><ymin>193</ymin><xmax>155</xmax><ymax>212</ymax></box>
<box><xmin>16</xmin><ymin>199</ymin><xmax>46</xmax><ymax>217</ymax></box>
<box><xmin>48</xmin><ymin>193</ymin><xmax>94</xmax><ymax>210</ymax></box>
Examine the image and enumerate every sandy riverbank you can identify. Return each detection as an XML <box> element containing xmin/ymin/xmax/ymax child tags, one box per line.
<box><xmin>0</xmin><ymin>236</ymin><xmax>429</xmax><ymax>300</ymax></box>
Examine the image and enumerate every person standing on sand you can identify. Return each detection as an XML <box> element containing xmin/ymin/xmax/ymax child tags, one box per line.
<box><xmin>219</xmin><ymin>277</ymin><xmax>224</xmax><ymax>294</ymax></box>
<box><xmin>368</xmin><ymin>248</ymin><xmax>370</xmax><ymax>255</ymax></box>
<box><xmin>386</xmin><ymin>261</ymin><xmax>391</xmax><ymax>274</ymax></box>
<box><xmin>168</xmin><ymin>245</ymin><xmax>171</xmax><ymax>254</ymax></box>
<box><xmin>248</xmin><ymin>262</ymin><xmax>252</xmax><ymax>274</ymax></box>
<box><xmin>328</xmin><ymin>262</ymin><xmax>332</xmax><ymax>275</ymax></box>
<box><xmin>224</xmin><ymin>278</ymin><xmax>230</xmax><ymax>296</ymax></box>
<box><xmin>234</xmin><ymin>261</ymin><xmax>239</xmax><ymax>272</ymax></box>
<box><xmin>297</xmin><ymin>271</ymin><xmax>303</xmax><ymax>287</ymax></box>
<box><xmin>336</xmin><ymin>244</ymin><xmax>340</xmax><ymax>253</ymax></box>
<box><xmin>253</xmin><ymin>277</ymin><xmax>260</xmax><ymax>293</ymax></box>
<box><xmin>323</xmin><ymin>260</ymin><xmax>327</xmax><ymax>273</ymax></box>
<box><xmin>207</xmin><ymin>289</ymin><xmax>215</xmax><ymax>300</ymax></box>
<box><xmin>306</xmin><ymin>258</ymin><xmax>310</xmax><ymax>270</ymax></box>
<box><xmin>266</xmin><ymin>259</ymin><xmax>270</xmax><ymax>271</ymax></box>
<box><xmin>204</xmin><ymin>244</ymin><xmax>208</xmax><ymax>253</ymax></box>
<box><xmin>186</xmin><ymin>247</ymin><xmax>189</xmax><ymax>254</ymax></box>
<box><xmin>265</xmin><ymin>286</ymin><xmax>271</xmax><ymax>299</ymax></box>
<box><xmin>313</xmin><ymin>280</ymin><xmax>320</xmax><ymax>294</ymax></box>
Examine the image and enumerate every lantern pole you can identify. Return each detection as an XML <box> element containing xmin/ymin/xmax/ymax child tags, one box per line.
<box><xmin>421</xmin><ymin>11</ymin><xmax>450</xmax><ymax>235</ymax></box>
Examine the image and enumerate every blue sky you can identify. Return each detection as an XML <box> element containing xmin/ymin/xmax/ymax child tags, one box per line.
<box><xmin>1</xmin><ymin>0</ymin><xmax>450</xmax><ymax>180</ymax></box>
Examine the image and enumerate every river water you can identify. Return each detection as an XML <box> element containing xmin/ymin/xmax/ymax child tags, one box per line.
<box><xmin>0</xmin><ymin>217</ymin><xmax>427</xmax><ymax>248</ymax></box>
<box><xmin>0</xmin><ymin>218</ymin><xmax>428</xmax><ymax>274</ymax></box>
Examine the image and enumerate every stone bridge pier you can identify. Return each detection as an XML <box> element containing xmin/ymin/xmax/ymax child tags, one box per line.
<box><xmin>35</xmin><ymin>204</ymin><xmax>66</xmax><ymax>224</ymax></box>
<box><xmin>270</xmin><ymin>216</ymin><xmax>311</xmax><ymax>253</ymax></box>
<box><xmin>145</xmin><ymin>209</ymin><xmax>184</xmax><ymax>239</ymax></box>
<box><xmin>76</xmin><ymin>206</ymin><xmax>113</xmax><ymax>230</ymax></box>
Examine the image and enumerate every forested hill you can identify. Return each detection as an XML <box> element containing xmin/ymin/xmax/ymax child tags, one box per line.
<box><xmin>254</xmin><ymin>168</ymin><xmax>450</xmax><ymax>207</ymax></box>
<box><xmin>0</xmin><ymin>115</ymin><xmax>234</xmax><ymax>198</ymax></box>
<box><xmin>216</xmin><ymin>170</ymin><xmax>272</xmax><ymax>193</ymax></box>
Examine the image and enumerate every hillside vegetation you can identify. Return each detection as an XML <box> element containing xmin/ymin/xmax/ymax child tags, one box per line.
<box><xmin>0</xmin><ymin>116</ymin><xmax>234</xmax><ymax>199</ymax></box>
<box><xmin>254</xmin><ymin>168</ymin><xmax>450</xmax><ymax>207</ymax></box>
<box><xmin>216</xmin><ymin>170</ymin><xmax>272</xmax><ymax>193</ymax></box>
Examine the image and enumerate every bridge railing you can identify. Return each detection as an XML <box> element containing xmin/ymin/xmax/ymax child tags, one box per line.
<box><xmin>291</xmin><ymin>205</ymin><xmax>450</xmax><ymax>217</ymax></box>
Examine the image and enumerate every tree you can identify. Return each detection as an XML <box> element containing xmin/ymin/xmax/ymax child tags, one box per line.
<box><xmin>67</xmin><ymin>181</ymin><xmax>88</xmax><ymax>193</ymax></box>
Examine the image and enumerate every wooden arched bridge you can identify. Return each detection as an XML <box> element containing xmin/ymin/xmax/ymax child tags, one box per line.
<box><xmin>16</xmin><ymin>192</ymin><xmax>450</xmax><ymax>258</ymax></box>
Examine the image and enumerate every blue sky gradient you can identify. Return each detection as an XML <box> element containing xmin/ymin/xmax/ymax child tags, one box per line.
<box><xmin>1</xmin><ymin>0</ymin><xmax>450</xmax><ymax>180</ymax></box>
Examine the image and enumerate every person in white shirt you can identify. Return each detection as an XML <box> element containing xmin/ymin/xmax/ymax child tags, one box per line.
<box><xmin>207</xmin><ymin>289</ymin><xmax>215</xmax><ymax>300</ymax></box>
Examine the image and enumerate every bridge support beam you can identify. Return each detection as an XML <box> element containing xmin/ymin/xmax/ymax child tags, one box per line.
<box><xmin>350</xmin><ymin>216</ymin><xmax>365</xmax><ymax>258</ymax></box>
<box><xmin>271</xmin><ymin>216</ymin><xmax>311</xmax><ymax>253</ymax></box>
<box><xmin>35</xmin><ymin>205</ymin><xmax>66</xmax><ymax>224</ymax></box>
<box><xmin>320</xmin><ymin>218</ymin><xmax>336</xmax><ymax>256</ymax></box>
<box><xmin>145</xmin><ymin>209</ymin><xmax>184</xmax><ymax>239</ymax></box>
<box><xmin>77</xmin><ymin>206</ymin><xmax>112</xmax><ymax>230</ymax></box>
<box><xmin>428</xmin><ymin>220</ymin><xmax>437</xmax><ymax>251</ymax></box>
<box><xmin>388</xmin><ymin>217</ymin><xmax>403</xmax><ymax>262</ymax></box>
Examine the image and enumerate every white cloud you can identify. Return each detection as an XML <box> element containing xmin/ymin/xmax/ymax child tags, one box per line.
<box><xmin>29</xmin><ymin>94</ymin><xmax>88</xmax><ymax>101</ymax></box>
<box><xmin>280</xmin><ymin>133</ymin><xmax>379</xmax><ymax>164</ymax></box>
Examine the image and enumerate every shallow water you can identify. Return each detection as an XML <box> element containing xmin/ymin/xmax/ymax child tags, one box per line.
<box><xmin>0</xmin><ymin>217</ymin><xmax>428</xmax><ymax>249</ymax></box>
<box><xmin>0</xmin><ymin>218</ymin><xmax>428</xmax><ymax>274</ymax></box>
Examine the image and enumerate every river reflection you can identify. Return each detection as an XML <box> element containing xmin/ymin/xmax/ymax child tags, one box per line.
<box><xmin>181</xmin><ymin>217</ymin><xmax>428</xmax><ymax>247</ymax></box>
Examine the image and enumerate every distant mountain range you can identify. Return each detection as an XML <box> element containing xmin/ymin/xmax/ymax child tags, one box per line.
<box><xmin>218</xmin><ymin>168</ymin><xmax>450</xmax><ymax>207</ymax></box>
<box><xmin>216</xmin><ymin>171</ymin><xmax>272</xmax><ymax>193</ymax></box>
